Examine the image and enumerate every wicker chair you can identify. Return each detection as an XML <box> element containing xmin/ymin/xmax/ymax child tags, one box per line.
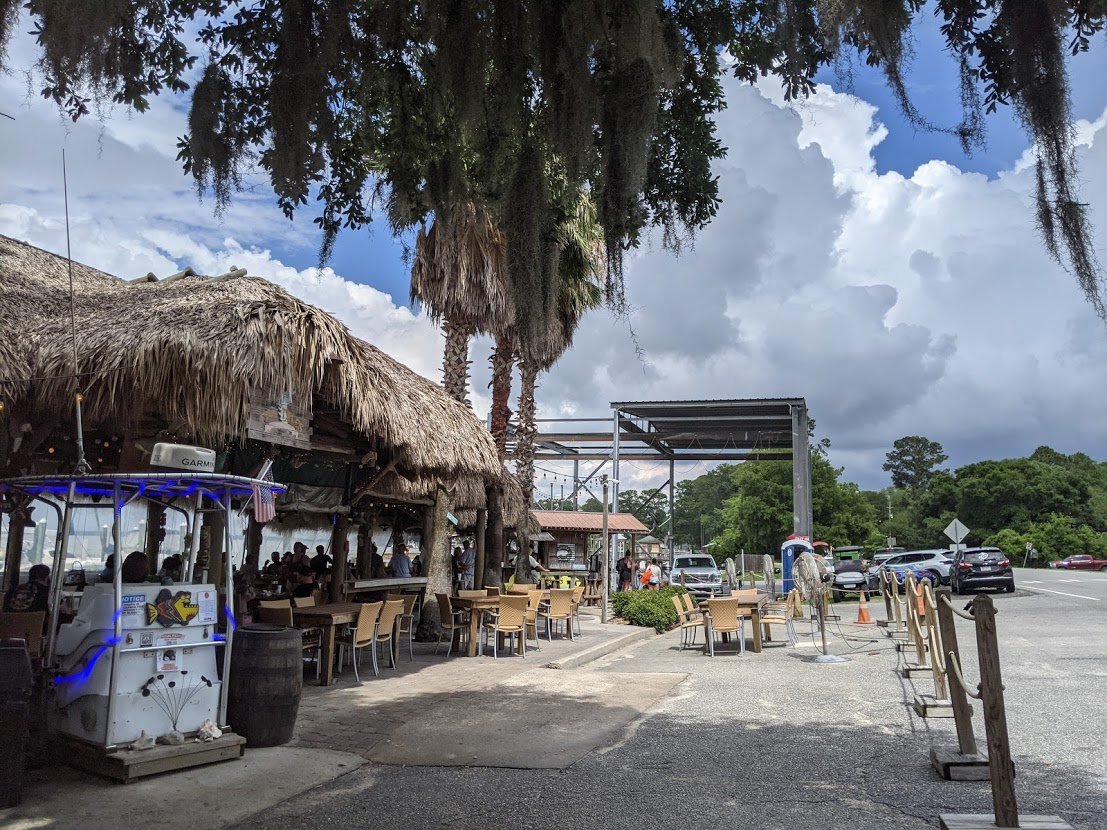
<box><xmin>541</xmin><ymin>589</ymin><xmax>575</xmax><ymax>640</ymax></box>
<box><xmin>292</xmin><ymin>595</ymin><xmax>316</xmax><ymax>607</ymax></box>
<box><xmin>374</xmin><ymin>599</ymin><xmax>406</xmax><ymax>670</ymax></box>
<box><xmin>335</xmin><ymin>601</ymin><xmax>383</xmax><ymax>680</ymax></box>
<box><xmin>671</xmin><ymin>595</ymin><xmax>704</xmax><ymax>650</ymax></box>
<box><xmin>433</xmin><ymin>592</ymin><xmax>469</xmax><ymax>657</ymax></box>
<box><xmin>507</xmin><ymin>583</ymin><xmax>535</xmax><ymax>595</ymax></box>
<box><xmin>759</xmin><ymin>599</ymin><xmax>798</xmax><ymax>646</ymax></box>
<box><xmin>457</xmin><ymin>590</ymin><xmax>486</xmax><ymax>599</ymax></box>
<box><xmin>524</xmin><ymin>589</ymin><xmax>547</xmax><ymax>647</ymax></box>
<box><xmin>389</xmin><ymin>593</ymin><xmax>418</xmax><ymax>661</ymax></box>
<box><xmin>680</xmin><ymin>592</ymin><xmax>704</xmax><ymax>621</ymax></box>
<box><xmin>486</xmin><ymin>587</ymin><xmax>501</xmax><ymax>597</ymax></box>
<box><xmin>704</xmin><ymin>597</ymin><xmax>745</xmax><ymax>657</ymax></box>
<box><xmin>570</xmin><ymin>585</ymin><xmax>586</xmax><ymax>636</ymax></box>
<box><xmin>480</xmin><ymin>594</ymin><xmax>528</xmax><ymax>658</ymax></box>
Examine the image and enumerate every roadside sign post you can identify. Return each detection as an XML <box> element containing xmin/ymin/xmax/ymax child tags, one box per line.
<box><xmin>944</xmin><ymin>518</ymin><xmax>969</xmax><ymax>556</ymax></box>
<box><xmin>1022</xmin><ymin>542</ymin><xmax>1032</xmax><ymax>568</ymax></box>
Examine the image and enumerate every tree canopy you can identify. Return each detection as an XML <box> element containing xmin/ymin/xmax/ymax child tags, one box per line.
<box><xmin>883</xmin><ymin>435</ymin><xmax>949</xmax><ymax>489</ymax></box>
<box><xmin>4</xmin><ymin>0</ymin><xmax>1105</xmax><ymax>342</ymax></box>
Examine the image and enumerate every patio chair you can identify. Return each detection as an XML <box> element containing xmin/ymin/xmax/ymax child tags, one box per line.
<box><xmin>759</xmin><ymin>599</ymin><xmax>798</xmax><ymax>647</ymax></box>
<box><xmin>671</xmin><ymin>595</ymin><xmax>704</xmax><ymax>650</ymax></box>
<box><xmin>374</xmin><ymin>599</ymin><xmax>406</xmax><ymax>670</ymax></box>
<box><xmin>680</xmin><ymin>592</ymin><xmax>704</xmax><ymax>622</ymax></box>
<box><xmin>335</xmin><ymin>601</ymin><xmax>383</xmax><ymax>680</ymax></box>
<box><xmin>570</xmin><ymin>585</ymin><xmax>586</xmax><ymax>636</ymax></box>
<box><xmin>486</xmin><ymin>587</ymin><xmax>501</xmax><ymax>597</ymax></box>
<box><xmin>525</xmin><ymin>589</ymin><xmax>547</xmax><ymax>648</ymax></box>
<box><xmin>458</xmin><ymin>590</ymin><xmax>486</xmax><ymax>599</ymax></box>
<box><xmin>433</xmin><ymin>593</ymin><xmax>469</xmax><ymax>657</ymax></box>
<box><xmin>507</xmin><ymin>583</ymin><xmax>535</xmax><ymax>594</ymax></box>
<box><xmin>480</xmin><ymin>593</ymin><xmax>528</xmax><ymax>658</ymax></box>
<box><xmin>254</xmin><ymin>602</ymin><xmax>323</xmax><ymax>679</ymax></box>
<box><xmin>389</xmin><ymin>593</ymin><xmax>418</xmax><ymax>661</ymax></box>
<box><xmin>292</xmin><ymin>595</ymin><xmax>316</xmax><ymax>607</ymax></box>
<box><xmin>540</xmin><ymin>589</ymin><xmax>575</xmax><ymax>640</ymax></box>
<box><xmin>704</xmin><ymin>598</ymin><xmax>744</xmax><ymax>657</ymax></box>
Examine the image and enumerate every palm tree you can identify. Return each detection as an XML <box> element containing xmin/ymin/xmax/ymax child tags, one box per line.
<box><xmin>410</xmin><ymin>203</ymin><xmax>513</xmax><ymax>405</ymax></box>
<box><xmin>514</xmin><ymin>195</ymin><xmax>605</xmax><ymax>582</ymax></box>
<box><xmin>410</xmin><ymin>202</ymin><xmax>513</xmax><ymax>625</ymax></box>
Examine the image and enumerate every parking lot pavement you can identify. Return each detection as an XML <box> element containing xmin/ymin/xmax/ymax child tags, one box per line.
<box><xmin>1015</xmin><ymin>565</ymin><xmax>1107</xmax><ymax>602</ymax></box>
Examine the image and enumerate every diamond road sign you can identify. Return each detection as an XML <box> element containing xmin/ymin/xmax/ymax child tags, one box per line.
<box><xmin>943</xmin><ymin>518</ymin><xmax>969</xmax><ymax>544</ymax></box>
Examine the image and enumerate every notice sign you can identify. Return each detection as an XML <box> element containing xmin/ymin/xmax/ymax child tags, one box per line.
<box><xmin>157</xmin><ymin>648</ymin><xmax>181</xmax><ymax>672</ymax></box>
<box><xmin>196</xmin><ymin>589</ymin><xmax>217</xmax><ymax>624</ymax></box>
<box><xmin>121</xmin><ymin>594</ymin><xmax>146</xmax><ymax>629</ymax></box>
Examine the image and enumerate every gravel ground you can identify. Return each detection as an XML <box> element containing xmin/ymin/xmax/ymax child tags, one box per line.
<box><xmin>232</xmin><ymin>570</ymin><xmax>1106</xmax><ymax>830</ymax></box>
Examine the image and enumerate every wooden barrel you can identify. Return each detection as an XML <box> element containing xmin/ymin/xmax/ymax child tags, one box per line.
<box><xmin>227</xmin><ymin>623</ymin><xmax>302</xmax><ymax>747</ymax></box>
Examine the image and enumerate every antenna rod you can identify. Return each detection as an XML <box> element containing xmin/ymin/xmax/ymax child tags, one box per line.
<box><xmin>63</xmin><ymin>149</ymin><xmax>90</xmax><ymax>475</ymax></box>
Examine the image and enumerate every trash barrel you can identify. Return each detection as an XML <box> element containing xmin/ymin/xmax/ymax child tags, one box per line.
<box><xmin>0</xmin><ymin>638</ymin><xmax>33</xmax><ymax>808</ymax></box>
<box><xmin>226</xmin><ymin>624</ymin><xmax>303</xmax><ymax>747</ymax></box>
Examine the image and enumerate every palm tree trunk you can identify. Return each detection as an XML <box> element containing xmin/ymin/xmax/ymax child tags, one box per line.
<box><xmin>485</xmin><ymin>484</ymin><xmax>504</xmax><ymax>587</ymax></box>
<box><xmin>488</xmin><ymin>335</ymin><xmax>514</xmax><ymax>460</ymax></box>
<box><xmin>514</xmin><ymin>357</ymin><xmax>538</xmax><ymax>584</ymax></box>
<box><xmin>441</xmin><ymin>319</ymin><xmax>473</xmax><ymax>405</ymax></box>
<box><xmin>416</xmin><ymin>485</ymin><xmax>451</xmax><ymax>640</ymax></box>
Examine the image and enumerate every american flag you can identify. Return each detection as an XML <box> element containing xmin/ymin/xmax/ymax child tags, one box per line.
<box><xmin>252</xmin><ymin>466</ymin><xmax>276</xmax><ymax>524</ymax></box>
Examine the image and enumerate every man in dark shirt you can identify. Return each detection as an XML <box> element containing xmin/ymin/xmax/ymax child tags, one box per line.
<box><xmin>3</xmin><ymin>564</ymin><xmax>50</xmax><ymax>612</ymax></box>
<box><xmin>310</xmin><ymin>544</ymin><xmax>332</xmax><ymax>579</ymax></box>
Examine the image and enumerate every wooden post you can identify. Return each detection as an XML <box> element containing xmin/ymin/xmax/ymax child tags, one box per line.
<box><xmin>930</xmin><ymin>586</ymin><xmax>989</xmax><ymax>780</ymax></box>
<box><xmin>974</xmin><ymin>595</ymin><xmax>1018</xmax><ymax>828</ymax></box>
<box><xmin>2</xmin><ymin>508</ymin><xmax>28</xmax><ymax>592</ymax></box>
<box><xmin>485</xmin><ymin>485</ymin><xmax>503</xmax><ymax>588</ymax></box>
<box><xmin>474</xmin><ymin>507</ymin><xmax>487</xmax><ymax>589</ymax></box>
<box><xmin>356</xmin><ymin>518</ymin><xmax>372</xmax><ymax>579</ymax></box>
<box><xmin>143</xmin><ymin>501</ymin><xmax>166</xmax><ymax>576</ymax></box>
<box><xmin>416</xmin><ymin>486</ymin><xmax>451</xmax><ymax>640</ymax></box>
<box><xmin>924</xmin><ymin>584</ymin><xmax>948</xmax><ymax>701</ymax></box>
<box><xmin>881</xmin><ymin>568</ymin><xmax>894</xmax><ymax>623</ymax></box>
<box><xmin>328</xmin><ymin>512</ymin><xmax>350</xmax><ymax>603</ymax></box>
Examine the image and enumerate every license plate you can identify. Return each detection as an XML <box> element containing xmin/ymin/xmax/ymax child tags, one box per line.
<box><xmin>980</xmin><ymin>566</ymin><xmax>993</xmax><ymax>572</ymax></box>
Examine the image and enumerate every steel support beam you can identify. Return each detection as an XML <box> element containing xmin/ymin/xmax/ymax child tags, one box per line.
<box><xmin>791</xmin><ymin>402</ymin><xmax>813</xmax><ymax>539</ymax></box>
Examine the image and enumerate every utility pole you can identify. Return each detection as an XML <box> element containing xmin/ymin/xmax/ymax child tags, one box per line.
<box><xmin>601</xmin><ymin>475</ymin><xmax>610</xmax><ymax>624</ymax></box>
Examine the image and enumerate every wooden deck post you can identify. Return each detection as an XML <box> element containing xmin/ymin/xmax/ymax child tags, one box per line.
<box><xmin>930</xmin><ymin>586</ymin><xmax>989</xmax><ymax>780</ymax></box>
<box><xmin>974</xmin><ymin>595</ymin><xmax>1018</xmax><ymax>827</ymax></box>
<box><xmin>328</xmin><ymin>512</ymin><xmax>350</xmax><ymax>603</ymax></box>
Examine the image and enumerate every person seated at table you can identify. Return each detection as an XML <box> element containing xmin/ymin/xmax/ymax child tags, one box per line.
<box><xmin>290</xmin><ymin>564</ymin><xmax>316</xmax><ymax>599</ymax></box>
<box><xmin>388</xmin><ymin>544</ymin><xmax>413</xmax><ymax>578</ymax></box>
<box><xmin>370</xmin><ymin>544</ymin><xmax>387</xmax><ymax>579</ymax></box>
<box><xmin>99</xmin><ymin>554</ymin><xmax>116</xmax><ymax>584</ymax></box>
<box><xmin>264</xmin><ymin>551</ymin><xmax>282</xmax><ymax>576</ymax></box>
<box><xmin>411</xmin><ymin>551</ymin><xmax>424</xmax><ymax>577</ymax></box>
<box><xmin>158</xmin><ymin>553</ymin><xmax>182</xmax><ymax>583</ymax></box>
<box><xmin>121</xmin><ymin>551</ymin><xmax>150</xmax><ymax>583</ymax></box>
<box><xmin>3</xmin><ymin>564</ymin><xmax>50</xmax><ymax>613</ymax></box>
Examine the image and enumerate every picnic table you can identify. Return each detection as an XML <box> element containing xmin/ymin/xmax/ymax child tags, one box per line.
<box><xmin>697</xmin><ymin>593</ymin><xmax>769</xmax><ymax>653</ymax></box>
<box><xmin>291</xmin><ymin>602</ymin><xmax>368</xmax><ymax>686</ymax></box>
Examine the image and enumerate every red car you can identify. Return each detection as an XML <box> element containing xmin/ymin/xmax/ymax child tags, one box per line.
<box><xmin>1049</xmin><ymin>555</ymin><xmax>1107</xmax><ymax>571</ymax></box>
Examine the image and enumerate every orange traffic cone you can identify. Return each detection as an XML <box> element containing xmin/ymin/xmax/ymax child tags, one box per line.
<box><xmin>856</xmin><ymin>591</ymin><xmax>873</xmax><ymax>624</ymax></box>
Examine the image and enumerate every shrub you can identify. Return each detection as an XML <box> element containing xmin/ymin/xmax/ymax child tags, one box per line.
<box><xmin>612</xmin><ymin>586</ymin><xmax>688</xmax><ymax>632</ymax></box>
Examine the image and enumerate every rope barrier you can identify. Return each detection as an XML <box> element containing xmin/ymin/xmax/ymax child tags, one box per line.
<box><xmin>946</xmin><ymin>650</ymin><xmax>983</xmax><ymax>700</ymax></box>
<box><xmin>938</xmin><ymin>593</ymin><xmax>977</xmax><ymax>621</ymax></box>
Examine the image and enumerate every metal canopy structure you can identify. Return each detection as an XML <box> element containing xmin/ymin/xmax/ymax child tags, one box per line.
<box><xmin>507</xmin><ymin>398</ymin><xmax>813</xmax><ymax>562</ymax></box>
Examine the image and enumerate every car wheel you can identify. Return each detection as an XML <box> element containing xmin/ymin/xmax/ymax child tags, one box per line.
<box><xmin>926</xmin><ymin>569</ymin><xmax>942</xmax><ymax>583</ymax></box>
<box><xmin>1005</xmin><ymin>583</ymin><xmax>1015</xmax><ymax>593</ymax></box>
<box><xmin>1099</xmin><ymin>565</ymin><xmax>1107</xmax><ymax>572</ymax></box>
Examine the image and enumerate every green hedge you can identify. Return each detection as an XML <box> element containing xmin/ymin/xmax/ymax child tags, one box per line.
<box><xmin>612</xmin><ymin>586</ymin><xmax>689</xmax><ymax>632</ymax></box>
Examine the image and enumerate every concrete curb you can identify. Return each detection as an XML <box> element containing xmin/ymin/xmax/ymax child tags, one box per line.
<box><xmin>544</xmin><ymin>625</ymin><xmax>656</xmax><ymax>670</ymax></box>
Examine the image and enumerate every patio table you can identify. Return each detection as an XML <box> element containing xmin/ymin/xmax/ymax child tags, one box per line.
<box><xmin>292</xmin><ymin>602</ymin><xmax>368</xmax><ymax>685</ymax></box>
<box><xmin>451</xmin><ymin>596</ymin><xmax>501</xmax><ymax>657</ymax></box>
<box><xmin>696</xmin><ymin>593</ymin><xmax>769</xmax><ymax>653</ymax></box>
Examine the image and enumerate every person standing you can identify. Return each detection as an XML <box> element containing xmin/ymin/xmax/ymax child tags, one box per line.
<box><xmin>646</xmin><ymin>557</ymin><xmax>662</xmax><ymax>591</ymax></box>
<box><xmin>616</xmin><ymin>552</ymin><xmax>633</xmax><ymax>592</ymax></box>
<box><xmin>458</xmin><ymin>540</ymin><xmax>476</xmax><ymax>590</ymax></box>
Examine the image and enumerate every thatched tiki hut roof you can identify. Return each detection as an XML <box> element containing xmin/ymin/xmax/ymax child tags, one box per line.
<box><xmin>0</xmin><ymin>235</ymin><xmax>500</xmax><ymax>492</ymax></box>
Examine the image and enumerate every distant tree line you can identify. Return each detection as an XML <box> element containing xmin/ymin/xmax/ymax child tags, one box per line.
<box><xmin>669</xmin><ymin>437</ymin><xmax>1107</xmax><ymax>566</ymax></box>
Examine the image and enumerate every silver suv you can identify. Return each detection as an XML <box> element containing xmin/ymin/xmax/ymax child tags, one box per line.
<box><xmin>878</xmin><ymin>549</ymin><xmax>953</xmax><ymax>585</ymax></box>
<box><xmin>668</xmin><ymin>554</ymin><xmax>723</xmax><ymax>596</ymax></box>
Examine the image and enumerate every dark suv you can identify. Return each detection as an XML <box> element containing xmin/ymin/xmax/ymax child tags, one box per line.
<box><xmin>950</xmin><ymin>547</ymin><xmax>1015</xmax><ymax>594</ymax></box>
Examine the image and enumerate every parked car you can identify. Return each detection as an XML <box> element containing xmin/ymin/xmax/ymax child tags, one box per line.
<box><xmin>830</xmin><ymin>558</ymin><xmax>868</xmax><ymax>598</ymax></box>
<box><xmin>1049</xmin><ymin>554</ymin><xmax>1107</xmax><ymax>571</ymax></box>
<box><xmin>668</xmin><ymin>554</ymin><xmax>723</xmax><ymax>596</ymax></box>
<box><xmin>950</xmin><ymin>547</ymin><xmax>1015</xmax><ymax>594</ymax></box>
<box><xmin>878</xmin><ymin>550</ymin><xmax>953</xmax><ymax>586</ymax></box>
